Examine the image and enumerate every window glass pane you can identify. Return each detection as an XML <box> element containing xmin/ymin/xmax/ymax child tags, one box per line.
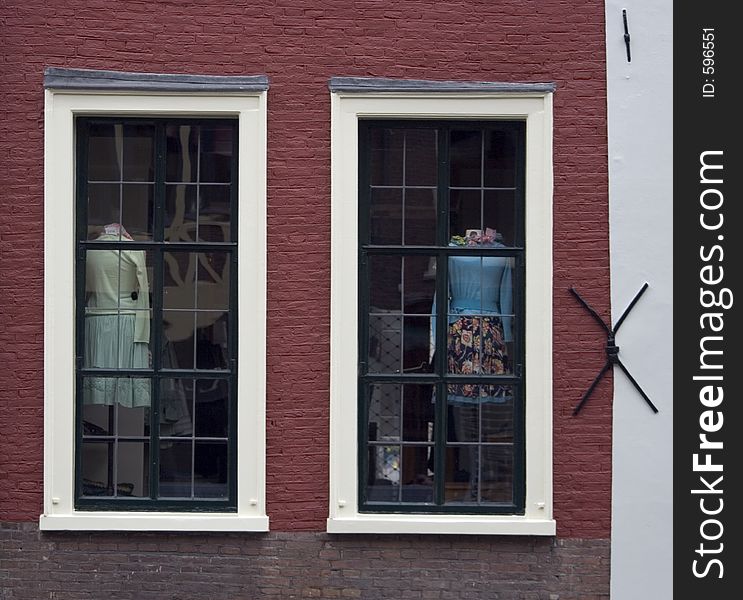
<box><xmin>450</xmin><ymin>130</ymin><xmax>482</xmax><ymax>187</ymax></box>
<box><xmin>164</xmin><ymin>184</ymin><xmax>197</xmax><ymax>241</ymax></box>
<box><xmin>366</xmin><ymin>445</ymin><xmax>400</xmax><ymax>501</ymax></box>
<box><xmin>368</xmin><ymin>313</ymin><xmax>401</xmax><ymax>374</ymax></box>
<box><xmin>402</xmin><ymin>316</ymin><xmax>430</xmax><ymax>373</ymax></box>
<box><xmin>121</xmin><ymin>124</ymin><xmax>155</xmax><ymax>182</ymax></box>
<box><xmin>166</xmin><ymin>125</ymin><xmax>198</xmax><ymax>183</ymax></box>
<box><xmin>195</xmin><ymin>379</ymin><xmax>229</xmax><ymax>438</ymax></box>
<box><xmin>404</xmin><ymin>188</ymin><xmax>437</xmax><ymax>245</ymax></box>
<box><xmin>160</xmin><ymin>378</ymin><xmax>194</xmax><ymax>437</ymax></box>
<box><xmin>447</xmin><ymin>256</ymin><xmax>514</xmax><ymax>376</ymax></box>
<box><xmin>81</xmin><ymin>441</ymin><xmax>113</xmax><ymax>496</ymax></box>
<box><xmin>199</xmin><ymin>125</ymin><xmax>234</xmax><ymax>183</ymax></box>
<box><xmin>117</xmin><ymin>441</ymin><xmax>150</xmax><ymax>497</ymax></box>
<box><xmin>194</xmin><ymin>442</ymin><xmax>228</xmax><ymax>498</ymax></box>
<box><xmin>448</xmin><ymin>402</ymin><xmax>478</xmax><ymax>443</ymax></box>
<box><xmin>82</xmin><ymin>404</ymin><xmax>112</xmax><ymax>436</ymax></box>
<box><xmin>405</xmin><ymin>129</ymin><xmax>437</xmax><ymax>186</ymax></box>
<box><xmin>87</xmin><ymin>183</ymin><xmax>120</xmax><ymax>239</ymax></box>
<box><xmin>481</xmin><ymin>388</ymin><xmax>514</xmax><ymax>443</ymax></box>
<box><xmin>369</xmin><ymin>188</ymin><xmax>402</xmax><ymax>245</ymax></box>
<box><xmin>483</xmin><ymin>128</ymin><xmax>517</xmax><ymax>188</ymax></box>
<box><xmin>369</xmin><ymin>255</ymin><xmax>401</xmax><ymax>310</ymax></box>
<box><xmin>368</xmin><ymin>384</ymin><xmax>401</xmax><ymax>443</ymax></box>
<box><xmin>159</xmin><ymin>440</ymin><xmax>192</xmax><ymax>498</ymax></box>
<box><xmin>163</xmin><ymin>251</ymin><xmax>196</xmax><ymax>310</ymax></box>
<box><xmin>199</xmin><ymin>186</ymin><xmax>232</xmax><ymax>243</ymax></box>
<box><xmin>483</xmin><ymin>190</ymin><xmax>515</xmax><ymax>246</ymax></box>
<box><xmin>117</xmin><ymin>404</ymin><xmax>151</xmax><ymax>437</ymax></box>
<box><xmin>121</xmin><ymin>184</ymin><xmax>153</xmax><ymax>241</ymax></box>
<box><xmin>449</xmin><ymin>189</ymin><xmax>481</xmax><ymax>239</ymax></box>
<box><xmin>197</xmin><ymin>251</ymin><xmax>231</xmax><ymax>311</ymax></box>
<box><xmin>480</xmin><ymin>445</ymin><xmax>514</xmax><ymax>504</ymax></box>
<box><xmin>402</xmin><ymin>384</ymin><xmax>434</xmax><ymax>442</ymax></box>
<box><xmin>403</xmin><ymin>255</ymin><xmax>435</xmax><ymax>314</ymax></box>
<box><xmin>444</xmin><ymin>445</ymin><xmax>478</xmax><ymax>503</ymax></box>
<box><xmin>163</xmin><ymin>251</ymin><xmax>230</xmax><ymax>311</ymax></box>
<box><xmin>400</xmin><ymin>445</ymin><xmax>434</xmax><ymax>502</ymax></box>
<box><xmin>88</xmin><ymin>123</ymin><xmax>121</xmax><ymax>181</ymax></box>
<box><xmin>162</xmin><ymin>310</ymin><xmax>229</xmax><ymax>370</ymax></box>
<box><xmin>369</xmin><ymin>128</ymin><xmax>404</xmax><ymax>186</ymax></box>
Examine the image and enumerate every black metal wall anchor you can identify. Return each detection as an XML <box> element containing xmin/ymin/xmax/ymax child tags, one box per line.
<box><xmin>622</xmin><ymin>9</ymin><xmax>632</xmax><ymax>62</ymax></box>
<box><xmin>569</xmin><ymin>283</ymin><xmax>658</xmax><ymax>416</ymax></box>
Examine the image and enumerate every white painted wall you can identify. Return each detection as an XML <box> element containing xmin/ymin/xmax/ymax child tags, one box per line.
<box><xmin>605</xmin><ymin>2</ymin><xmax>673</xmax><ymax>598</ymax></box>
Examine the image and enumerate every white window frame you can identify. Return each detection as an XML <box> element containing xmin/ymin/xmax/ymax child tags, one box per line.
<box><xmin>328</xmin><ymin>80</ymin><xmax>555</xmax><ymax>535</ymax></box>
<box><xmin>41</xmin><ymin>72</ymin><xmax>268</xmax><ymax>531</ymax></box>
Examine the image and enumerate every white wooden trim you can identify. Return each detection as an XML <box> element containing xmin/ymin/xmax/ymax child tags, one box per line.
<box><xmin>328</xmin><ymin>90</ymin><xmax>554</xmax><ymax>535</ymax></box>
<box><xmin>42</xmin><ymin>89</ymin><xmax>268</xmax><ymax>531</ymax></box>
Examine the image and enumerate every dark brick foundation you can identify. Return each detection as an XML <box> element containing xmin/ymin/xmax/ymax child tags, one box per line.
<box><xmin>0</xmin><ymin>523</ymin><xmax>608</xmax><ymax>599</ymax></box>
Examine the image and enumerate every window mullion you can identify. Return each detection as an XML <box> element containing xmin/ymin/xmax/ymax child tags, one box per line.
<box><xmin>149</xmin><ymin>122</ymin><xmax>166</xmax><ymax>500</ymax></box>
<box><xmin>74</xmin><ymin>118</ymin><xmax>90</xmax><ymax>503</ymax></box>
<box><xmin>433</xmin><ymin>125</ymin><xmax>450</xmax><ymax>506</ymax></box>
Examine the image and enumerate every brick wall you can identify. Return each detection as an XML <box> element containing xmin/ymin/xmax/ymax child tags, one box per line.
<box><xmin>0</xmin><ymin>523</ymin><xmax>609</xmax><ymax>599</ymax></box>
<box><xmin>0</xmin><ymin>0</ymin><xmax>610</xmax><ymax>542</ymax></box>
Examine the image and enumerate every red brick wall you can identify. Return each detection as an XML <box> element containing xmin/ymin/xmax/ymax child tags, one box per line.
<box><xmin>0</xmin><ymin>0</ymin><xmax>610</xmax><ymax>538</ymax></box>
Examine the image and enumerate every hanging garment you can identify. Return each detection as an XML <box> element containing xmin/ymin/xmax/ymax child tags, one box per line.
<box><xmin>83</xmin><ymin>231</ymin><xmax>151</xmax><ymax>407</ymax></box>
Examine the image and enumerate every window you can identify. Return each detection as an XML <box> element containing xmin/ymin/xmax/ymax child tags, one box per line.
<box><xmin>328</xmin><ymin>78</ymin><xmax>555</xmax><ymax>535</ymax></box>
<box><xmin>359</xmin><ymin>120</ymin><xmax>525</xmax><ymax>513</ymax></box>
<box><xmin>75</xmin><ymin>118</ymin><xmax>238</xmax><ymax>511</ymax></box>
<box><xmin>41</xmin><ymin>68</ymin><xmax>268</xmax><ymax>531</ymax></box>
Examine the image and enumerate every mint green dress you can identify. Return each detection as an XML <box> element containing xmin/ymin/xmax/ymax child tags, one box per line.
<box><xmin>83</xmin><ymin>233</ymin><xmax>151</xmax><ymax>407</ymax></box>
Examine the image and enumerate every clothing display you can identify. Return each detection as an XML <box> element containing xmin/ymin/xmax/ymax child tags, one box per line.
<box><xmin>430</xmin><ymin>236</ymin><xmax>513</xmax><ymax>404</ymax></box>
<box><xmin>446</xmin><ymin>251</ymin><xmax>512</xmax><ymax>403</ymax></box>
<box><xmin>83</xmin><ymin>225</ymin><xmax>151</xmax><ymax>407</ymax></box>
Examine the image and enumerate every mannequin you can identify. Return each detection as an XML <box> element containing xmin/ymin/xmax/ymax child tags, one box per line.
<box><xmin>83</xmin><ymin>222</ymin><xmax>151</xmax><ymax>407</ymax></box>
<box><xmin>435</xmin><ymin>227</ymin><xmax>513</xmax><ymax>501</ymax></box>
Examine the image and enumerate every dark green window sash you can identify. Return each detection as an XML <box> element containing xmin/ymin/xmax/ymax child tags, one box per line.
<box><xmin>357</xmin><ymin>120</ymin><xmax>526</xmax><ymax>515</ymax></box>
<box><xmin>74</xmin><ymin>117</ymin><xmax>239</xmax><ymax>512</ymax></box>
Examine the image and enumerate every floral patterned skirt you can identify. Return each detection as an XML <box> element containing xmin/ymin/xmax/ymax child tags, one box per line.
<box><xmin>447</xmin><ymin>315</ymin><xmax>508</xmax><ymax>402</ymax></box>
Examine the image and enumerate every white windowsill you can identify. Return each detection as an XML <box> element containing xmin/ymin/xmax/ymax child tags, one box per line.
<box><xmin>39</xmin><ymin>512</ymin><xmax>270</xmax><ymax>532</ymax></box>
<box><xmin>327</xmin><ymin>515</ymin><xmax>556</xmax><ymax>536</ymax></box>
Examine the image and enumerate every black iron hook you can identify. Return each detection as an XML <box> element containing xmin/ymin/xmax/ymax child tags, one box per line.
<box><xmin>569</xmin><ymin>283</ymin><xmax>657</xmax><ymax>416</ymax></box>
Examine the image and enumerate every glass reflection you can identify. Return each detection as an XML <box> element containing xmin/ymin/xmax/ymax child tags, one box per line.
<box><xmin>87</xmin><ymin>123</ymin><xmax>155</xmax><ymax>182</ymax></box>
<box><xmin>404</xmin><ymin>188</ymin><xmax>437</xmax><ymax>245</ymax></box>
<box><xmin>483</xmin><ymin>128</ymin><xmax>517</xmax><ymax>188</ymax></box>
<box><xmin>404</xmin><ymin>129</ymin><xmax>437</xmax><ymax>186</ymax></box>
<box><xmin>480</xmin><ymin>445</ymin><xmax>514</xmax><ymax>504</ymax></box>
<box><xmin>368</xmin><ymin>384</ymin><xmax>401</xmax><ymax>443</ymax></box>
<box><xmin>370</xmin><ymin>128</ymin><xmax>404</xmax><ymax>186</ymax></box>
<box><xmin>159</xmin><ymin>441</ymin><xmax>192</xmax><ymax>498</ymax></box>
<box><xmin>163</xmin><ymin>252</ymin><xmax>230</xmax><ymax>311</ymax></box>
<box><xmin>195</xmin><ymin>379</ymin><xmax>229</xmax><ymax>438</ymax></box>
<box><xmin>369</xmin><ymin>188</ymin><xmax>402</xmax><ymax>245</ymax></box>
<box><xmin>162</xmin><ymin>311</ymin><xmax>229</xmax><ymax>370</ymax></box>
<box><xmin>400</xmin><ymin>446</ymin><xmax>434</xmax><ymax>503</ymax></box>
<box><xmin>194</xmin><ymin>442</ymin><xmax>228</xmax><ymax>498</ymax></box>
<box><xmin>366</xmin><ymin>445</ymin><xmax>400</xmax><ymax>502</ymax></box>
<box><xmin>450</xmin><ymin>130</ymin><xmax>482</xmax><ymax>187</ymax></box>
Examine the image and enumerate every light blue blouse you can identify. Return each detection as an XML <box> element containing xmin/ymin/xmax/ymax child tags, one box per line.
<box><xmin>431</xmin><ymin>246</ymin><xmax>514</xmax><ymax>349</ymax></box>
